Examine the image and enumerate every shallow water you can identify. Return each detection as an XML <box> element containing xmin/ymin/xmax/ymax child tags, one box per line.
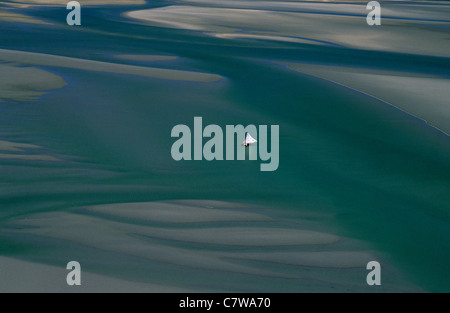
<box><xmin>0</xmin><ymin>1</ymin><xmax>449</xmax><ymax>292</ymax></box>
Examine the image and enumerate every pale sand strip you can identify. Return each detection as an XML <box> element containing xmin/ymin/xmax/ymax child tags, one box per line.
<box><xmin>0</xmin><ymin>0</ymin><xmax>144</xmax><ymax>25</ymax></box>
<box><xmin>0</xmin><ymin>63</ymin><xmax>67</xmax><ymax>102</ymax></box>
<box><xmin>0</xmin><ymin>140</ymin><xmax>61</xmax><ymax>162</ymax></box>
<box><xmin>179</xmin><ymin>0</ymin><xmax>450</xmax><ymax>21</ymax></box>
<box><xmin>6</xmin><ymin>0</ymin><xmax>145</xmax><ymax>6</ymax></box>
<box><xmin>139</xmin><ymin>227</ymin><xmax>339</xmax><ymax>246</ymax></box>
<box><xmin>114</xmin><ymin>54</ymin><xmax>178</xmax><ymax>62</ymax></box>
<box><xmin>280</xmin><ymin>62</ymin><xmax>450</xmax><ymax>135</ymax></box>
<box><xmin>220</xmin><ymin>251</ymin><xmax>375</xmax><ymax>268</ymax></box>
<box><xmin>125</xmin><ymin>4</ymin><xmax>450</xmax><ymax>57</ymax></box>
<box><xmin>82</xmin><ymin>201</ymin><xmax>338</xmax><ymax>246</ymax></box>
<box><xmin>0</xmin><ymin>153</ymin><xmax>61</xmax><ymax>161</ymax></box>
<box><xmin>15</xmin><ymin>210</ymin><xmax>338</xmax><ymax>249</ymax></box>
<box><xmin>0</xmin><ymin>256</ymin><xmax>191</xmax><ymax>292</ymax></box>
<box><xmin>85</xmin><ymin>201</ymin><xmax>271</xmax><ymax>223</ymax></box>
<box><xmin>214</xmin><ymin>33</ymin><xmax>329</xmax><ymax>45</ymax></box>
<box><xmin>172</xmin><ymin>199</ymin><xmax>256</xmax><ymax>208</ymax></box>
<box><xmin>0</xmin><ymin>140</ymin><xmax>41</xmax><ymax>152</ymax></box>
<box><xmin>125</xmin><ymin>6</ymin><xmax>278</xmax><ymax>33</ymax></box>
<box><xmin>0</xmin><ymin>8</ymin><xmax>50</xmax><ymax>24</ymax></box>
<box><xmin>0</xmin><ymin>49</ymin><xmax>223</xmax><ymax>82</ymax></box>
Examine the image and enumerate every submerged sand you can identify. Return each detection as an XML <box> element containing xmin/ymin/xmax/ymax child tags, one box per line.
<box><xmin>0</xmin><ymin>140</ymin><xmax>41</xmax><ymax>152</ymax></box>
<box><xmin>0</xmin><ymin>7</ymin><xmax>50</xmax><ymax>24</ymax></box>
<box><xmin>0</xmin><ymin>63</ymin><xmax>67</xmax><ymax>102</ymax></box>
<box><xmin>114</xmin><ymin>54</ymin><xmax>178</xmax><ymax>62</ymax></box>
<box><xmin>280</xmin><ymin>62</ymin><xmax>450</xmax><ymax>135</ymax></box>
<box><xmin>0</xmin><ymin>256</ymin><xmax>191</xmax><ymax>292</ymax></box>
<box><xmin>3</xmin><ymin>200</ymin><xmax>420</xmax><ymax>292</ymax></box>
<box><xmin>86</xmin><ymin>200</ymin><xmax>272</xmax><ymax>223</ymax></box>
<box><xmin>0</xmin><ymin>139</ymin><xmax>62</xmax><ymax>162</ymax></box>
<box><xmin>0</xmin><ymin>49</ymin><xmax>223</xmax><ymax>82</ymax></box>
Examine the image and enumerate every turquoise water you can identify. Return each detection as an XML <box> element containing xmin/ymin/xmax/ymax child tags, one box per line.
<box><xmin>0</xmin><ymin>2</ymin><xmax>449</xmax><ymax>292</ymax></box>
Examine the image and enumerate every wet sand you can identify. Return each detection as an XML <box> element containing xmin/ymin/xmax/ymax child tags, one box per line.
<box><xmin>125</xmin><ymin>1</ymin><xmax>450</xmax><ymax>57</ymax></box>
<box><xmin>0</xmin><ymin>49</ymin><xmax>223</xmax><ymax>82</ymax></box>
<box><xmin>5</xmin><ymin>0</ymin><xmax>145</xmax><ymax>7</ymax></box>
<box><xmin>0</xmin><ymin>256</ymin><xmax>192</xmax><ymax>293</ymax></box>
<box><xmin>280</xmin><ymin>62</ymin><xmax>450</xmax><ymax>135</ymax></box>
<box><xmin>3</xmin><ymin>200</ymin><xmax>420</xmax><ymax>292</ymax></box>
<box><xmin>0</xmin><ymin>63</ymin><xmax>66</xmax><ymax>102</ymax></box>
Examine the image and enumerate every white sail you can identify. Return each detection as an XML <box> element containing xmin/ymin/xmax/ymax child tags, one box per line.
<box><xmin>243</xmin><ymin>133</ymin><xmax>257</xmax><ymax>146</ymax></box>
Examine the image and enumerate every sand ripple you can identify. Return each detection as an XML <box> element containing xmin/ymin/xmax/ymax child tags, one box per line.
<box><xmin>3</xmin><ymin>200</ymin><xmax>419</xmax><ymax>291</ymax></box>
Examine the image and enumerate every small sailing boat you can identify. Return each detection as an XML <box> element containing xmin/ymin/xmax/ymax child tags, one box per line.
<box><xmin>242</xmin><ymin>132</ymin><xmax>257</xmax><ymax>147</ymax></box>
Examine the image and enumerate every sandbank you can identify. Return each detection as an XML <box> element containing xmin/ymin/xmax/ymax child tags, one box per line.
<box><xmin>280</xmin><ymin>62</ymin><xmax>450</xmax><ymax>135</ymax></box>
<box><xmin>0</xmin><ymin>48</ymin><xmax>223</xmax><ymax>82</ymax></box>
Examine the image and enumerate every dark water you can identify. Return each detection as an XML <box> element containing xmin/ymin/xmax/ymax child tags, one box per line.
<box><xmin>0</xmin><ymin>2</ymin><xmax>449</xmax><ymax>292</ymax></box>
